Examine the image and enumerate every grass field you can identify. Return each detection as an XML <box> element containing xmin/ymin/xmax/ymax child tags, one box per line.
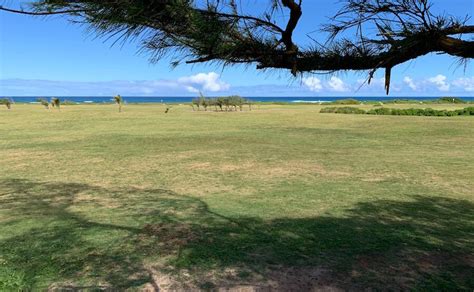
<box><xmin>1</xmin><ymin>103</ymin><xmax>473</xmax><ymax>290</ymax></box>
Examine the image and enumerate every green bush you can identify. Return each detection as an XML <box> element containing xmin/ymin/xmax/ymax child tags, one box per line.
<box><xmin>373</xmin><ymin>99</ymin><xmax>419</xmax><ymax>104</ymax></box>
<box><xmin>320</xmin><ymin>107</ymin><xmax>365</xmax><ymax>114</ymax></box>
<box><xmin>320</xmin><ymin>107</ymin><xmax>337</xmax><ymax>113</ymax></box>
<box><xmin>366</xmin><ymin>107</ymin><xmax>474</xmax><ymax>116</ymax></box>
<box><xmin>330</xmin><ymin>98</ymin><xmax>360</xmax><ymax>105</ymax></box>
<box><xmin>437</xmin><ymin>97</ymin><xmax>466</xmax><ymax>104</ymax></box>
<box><xmin>336</xmin><ymin>107</ymin><xmax>366</xmax><ymax>114</ymax></box>
<box><xmin>366</xmin><ymin>108</ymin><xmax>392</xmax><ymax>115</ymax></box>
<box><xmin>455</xmin><ymin>107</ymin><xmax>474</xmax><ymax>115</ymax></box>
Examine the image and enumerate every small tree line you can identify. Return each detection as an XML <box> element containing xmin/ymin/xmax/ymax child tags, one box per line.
<box><xmin>192</xmin><ymin>94</ymin><xmax>252</xmax><ymax>112</ymax></box>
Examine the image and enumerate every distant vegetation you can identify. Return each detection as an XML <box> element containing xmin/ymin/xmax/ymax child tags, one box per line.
<box><xmin>62</xmin><ymin>100</ymin><xmax>78</xmax><ymax>105</ymax></box>
<box><xmin>326</xmin><ymin>97</ymin><xmax>469</xmax><ymax>105</ymax></box>
<box><xmin>114</xmin><ymin>95</ymin><xmax>123</xmax><ymax>113</ymax></box>
<box><xmin>328</xmin><ymin>99</ymin><xmax>360</xmax><ymax>105</ymax></box>
<box><xmin>0</xmin><ymin>98</ymin><xmax>12</xmax><ymax>109</ymax></box>
<box><xmin>51</xmin><ymin>98</ymin><xmax>61</xmax><ymax>110</ymax></box>
<box><xmin>320</xmin><ymin>107</ymin><xmax>366</xmax><ymax>114</ymax></box>
<box><xmin>321</xmin><ymin>106</ymin><xmax>474</xmax><ymax>116</ymax></box>
<box><xmin>37</xmin><ymin>98</ymin><xmax>50</xmax><ymax>109</ymax></box>
<box><xmin>192</xmin><ymin>94</ymin><xmax>252</xmax><ymax>111</ymax></box>
<box><xmin>436</xmin><ymin>97</ymin><xmax>466</xmax><ymax>104</ymax></box>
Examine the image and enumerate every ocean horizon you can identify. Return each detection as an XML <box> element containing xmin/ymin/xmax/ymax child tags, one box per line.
<box><xmin>4</xmin><ymin>96</ymin><xmax>474</xmax><ymax>104</ymax></box>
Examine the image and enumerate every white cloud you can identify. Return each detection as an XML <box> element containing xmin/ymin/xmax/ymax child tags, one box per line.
<box><xmin>452</xmin><ymin>77</ymin><xmax>474</xmax><ymax>92</ymax></box>
<box><xmin>302</xmin><ymin>77</ymin><xmax>323</xmax><ymax>92</ymax></box>
<box><xmin>428</xmin><ymin>74</ymin><xmax>450</xmax><ymax>92</ymax></box>
<box><xmin>178</xmin><ymin>72</ymin><xmax>230</xmax><ymax>92</ymax></box>
<box><xmin>0</xmin><ymin>72</ymin><xmax>230</xmax><ymax>96</ymax></box>
<box><xmin>185</xmin><ymin>86</ymin><xmax>200</xmax><ymax>93</ymax></box>
<box><xmin>403</xmin><ymin>76</ymin><xmax>417</xmax><ymax>91</ymax></box>
<box><xmin>328</xmin><ymin>76</ymin><xmax>349</xmax><ymax>92</ymax></box>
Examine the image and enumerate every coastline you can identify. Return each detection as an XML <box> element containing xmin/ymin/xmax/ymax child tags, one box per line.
<box><xmin>3</xmin><ymin>96</ymin><xmax>474</xmax><ymax>104</ymax></box>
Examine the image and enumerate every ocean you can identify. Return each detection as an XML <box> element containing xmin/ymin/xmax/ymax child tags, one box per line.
<box><xmin>6</xmin><ymin>96</ymin><xmax>474</xmax><ymax>104</ymax></box>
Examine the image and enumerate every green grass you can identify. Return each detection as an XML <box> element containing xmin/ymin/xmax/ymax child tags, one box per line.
<box><xmin>1</xmin><ymin>104</ymin><xmax>473</xmax><ymax>290</ymax></box>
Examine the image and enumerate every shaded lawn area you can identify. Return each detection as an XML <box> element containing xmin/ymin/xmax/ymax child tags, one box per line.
<box><xmin>0</xmin><ymin>104</ymin><xmax>473</xmax><ymax>290</ymax></box>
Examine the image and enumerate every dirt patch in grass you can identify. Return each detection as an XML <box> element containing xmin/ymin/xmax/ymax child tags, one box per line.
<box><xmin>73</xmin><ymin>192</ymin><xmax>121</xmax><ymax>209</ymax></box>
<box><xmin>142</xmin><ymin>251</ymin><xmax>473</xmax><ymax>291</ymax></box>
<box><xmin>141</xmin><ymin>223</ymin><xmax>202</xmax><ymax>252</ymax></box>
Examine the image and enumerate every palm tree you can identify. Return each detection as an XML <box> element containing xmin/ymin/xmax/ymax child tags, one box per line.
<box><xmin>114</xmin><ymin>95</ymin><xmax>123</xmax><ymax>113</ymax></box>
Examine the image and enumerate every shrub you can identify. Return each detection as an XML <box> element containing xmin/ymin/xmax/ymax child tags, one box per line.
<box><xmin>455</xmin><ymin>107</ymin><xmax>474</xmax><ymax>116</ymax></box>
<box><xmin>320</xmin><ymin>107</ymin><xmax>365</xmax><ymax>114</ymax></box>
<box><xmin>437</xmin><ymin>97</ymin><xmax>466</xmax><ymax>104</ymax></box>
<box><xmin>388</xmin><ymin>99</ymin><xmax>419</xmax><ymax>104</ymax></box>
<box><xmin>367</xmin><ymin>108</ymin><xmax>392</xmax><ymax>115</ymax></box>
<box><xmin>336</xmin><ymin>107</ymin><xmax>366</xmax><ymax>114</ymax></box>
<box><xmin>330</xmin><ymin>98</ymin><xmax>360</xmax><ymax>105</ymax></box>
<box><xmin>320</xmin><ymin>107</ymin><xmax>337</xmax><ymax>113</ymax></box>
<box><xmin>367</xmin><ymin>107</ymin><xmax>474</xmax><ymax>116</ymax></box>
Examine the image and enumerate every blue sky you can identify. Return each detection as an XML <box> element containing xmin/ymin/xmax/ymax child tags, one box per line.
<box><xmin>0</xmin><ymin>0</ymin><xmax>473</xmax><ymax>97</ymax></box>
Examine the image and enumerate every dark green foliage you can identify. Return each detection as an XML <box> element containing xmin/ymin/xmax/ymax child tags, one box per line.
<box><xmin>322</xmin><ymin>106</ymin><xmax>474</xmax><ymax>116</ymax></box>
<box><xmin>436</xmin><ymin>97</ymin><xmax>466</xmax><ymax>104</ymax></box>
<box><xmin>0</xmin><ymin>98</ymin><xmax>12</xmax><ymax>109</ymax></box>
<box><xmin>330</xmin><ymin>99</ymin><xmax>360</xmax><ymax>105</ymax></box>
<box><xmin>367</xmin><ymin>108</ymin><xmax>406</xmax><ymax>115</ymax></box>
<box><xmin>366</xmin><ymin>107</ymin><xmax>474</xmax><ymax>116</ymax></box>
<box><xmin>319</xmin><ymin>107</ymin><xmax>337</xmax><ymax>113</ymax></box>
<box><xmin>454</xmin><ymin>107</ymin><xmax>474</xmax><ymax>116</ymax></box>
<box><xmin>384</xmin><ymin>99</ymin><xmax>420</xmax><ymax>104</ymax></box>
<box><xmin>320</xmin><ymin>107</ymin><xmax>366</xmax><ymax>114</ymax></box>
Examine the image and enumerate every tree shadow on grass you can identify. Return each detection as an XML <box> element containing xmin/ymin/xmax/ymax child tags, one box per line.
<box><xmin>0</xmin><ymin>178</ymin><xmax>472</xmax><ymax>290</ymax></box>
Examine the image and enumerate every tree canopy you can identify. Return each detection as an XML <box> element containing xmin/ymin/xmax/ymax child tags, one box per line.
<box><xmin>1</xmin><ymin>0</ymin><xmax>473</xmax><ymax>94</ymax></box>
